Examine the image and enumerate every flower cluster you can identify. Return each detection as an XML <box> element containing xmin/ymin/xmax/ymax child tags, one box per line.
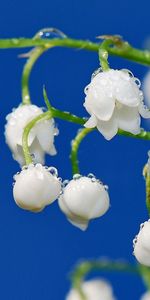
<box><xmin>66</xmin><ymin>279</ymin><xmax>116</xmax><ymax>300</ymax></box>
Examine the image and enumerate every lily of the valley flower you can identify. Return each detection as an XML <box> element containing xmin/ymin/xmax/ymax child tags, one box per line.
<box><xmin>13</xmin><ymin>164</ymin><xmax>61</xmax><ymax>212</ymax></box>
<box><xmin>84</xmin><ymin>69</ymin><xmax>150</xmax><ymax>140</ymax></box>
<box><xmin>66</xmin><ymin>279</ymin><xmax>116</xmax><ymax>300</ymax></box>
<box><xmin>140</xmin><ymin>292</ymin><xmax>150</xmax><ymax>300</ymax></box>
<box><xmin>133</xmin><ymin>220</ymin><xmax>150</xmax><ymax>266</ymax></box>
<box><xmin>5</xmin><ymin>104</ymin><xmax>58</xmax><ymax>166</ymax></box>
<box><xmin>58</xmin><ymin>174</ymin><xmax>110</xmax><ymax>231</ymax></box>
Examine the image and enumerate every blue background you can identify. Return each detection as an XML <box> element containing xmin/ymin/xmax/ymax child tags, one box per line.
<box><xmin>0</xmin><ymin>0</ymin><xmax>150</xmax><ymax>299</ymax></box>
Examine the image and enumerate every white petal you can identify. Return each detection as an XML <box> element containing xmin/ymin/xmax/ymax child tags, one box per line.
<box><xmin>68</xmin><ymin>218</ymin><xmax>88</xmax><ymax>231</ymax></box>
<box><xmin>138</xmin><ymin>101</ymin><xmax>150</xmax><ymax>119</ymax></box>
<box><xmin>13</xmin><ymin>164</ymin><xmax>61</xmax><ymax>212</ymax></box>
<box><xmin>84</xmin><ymin>114</ymin><xmax>97</xmax><ymax>128</ymax></box>
<box><xmin>15</xmin><ymin>138</ymin><xmax>45</xmax><ymax>166</ymax></box>
<box><xmin>140</xmin><ymin>291</ymin><xmax>150</xmax><ymax>300</ymax></box>
<box><xmin>66</xmin><ymin>279</ymin><xmax>116</xmax><ymax>300</ymax></box>
<box><xmin>58</xmin><ymin>176</ymin><xmax>110</xmax><ymax>230</ymax></box>
<box><xmin>117</xmin><ymin>105</ymin><xmax>141</xmax><ymax>134</ymax></box>
<box><xmin>84</xmin><ymin>92</ymin><xmax>115</xmax><ymax>121</ymax></box>
<box><xmin>134</xmin><ymin>240</ymin><xmax>150</xmax><ymax>266</ymax></box>
<box><xmin>36</xmin><ymin>118</ymin><xmax>58</xmax><ymax>155</ymax></box>
<box><xmin>113</xmin><ymin>70</ymin><xmax>141</xmax><ymax>107</ymax></box>
<box><xmin>96</xmin><ymin>113</ymin><xmax>118</xmax><ymax>140</ymax></box>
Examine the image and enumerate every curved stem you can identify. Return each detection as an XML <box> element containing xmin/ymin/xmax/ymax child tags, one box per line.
<box><xmin>22</xmin><ymin>47</ymin><xmax>47</xmax><ymax>104</ymax></box>
<box><xmin>70</xmin><ymin>128</ymin><xmax>93</xmax><ymax>175</ymax></box>
<box><xmin>22</xmin><ymin>111</ymin><xmax>52</xmax><ymax>165</ymax></box>
<box><xmin>98</xmin><ymin>40</ymin><xmax>111</xmax><ymax>71</ymax></box>
<box><xmin>0</xmin><ymin>37</ymin><xmax>150</xmax><ymax>66</ymax></box>
<box><xmin>22</xmin><ymin>106</ymin><xmax>150</xmax><ymax>166</ymax></box>
<box><xmin>70</xmin><ymin>260</ymin><xmax>140</xmax><ymax>299</ymax></box>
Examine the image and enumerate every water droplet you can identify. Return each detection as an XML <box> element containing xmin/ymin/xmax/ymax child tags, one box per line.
<box><xmin>134</xmin><ymin>77</ymin><xmax>141</xmax><ymax>87</ymax></box>
<box><xmin>58</xmin><ymin>177</ymin><xmax>62</xmax><ymax>182</ymax></box>
<box><xmin>48</xmin><ymin>167</ymin><xmax>58</xmax><ymax>177</ymax></box>
<box><xmin>12</xmin><ymin>182</ymin><xmax>15</xmax><ymax>187</ymax></box>
<box><xmin>84</xmin><ymin>85</ymin><xmax>89</xmax><ymax>95</ymax></box>
<box><xmin>62</xmin><ymin>180</ymin><xmax>69</xmax><ymax>188</ymax></box>
<box><xmin>59</xmin><ymin>190</ymin><xmax>63</xmax><ymax>196</ymax></box>
<box><xmin>140</xmin><ymin>223</ymin><xmax>144</xmax><ymax>230</ymax></box>
<box><xmin>91</xmin><ymin>67</ymin><xmax>103</xmax><ymax>80</ymax></box>
<box><xmin>122</xmin><ymin>69</ymin><xmax>134</xmax><ymax>78</ymax></box>
<box><xmin>30</xmin><ymin>153</ymin><xmax>35</xmax><ymax>159</ymax></box>
<box><xmin>34</xmin><ymin>28</ymin><xmax>67</xmax><ymax>40</ymax></box>
<box><xmin>104</xmin><ymin>185</ymin><xmax>109</xmax><ymax>191</ymax></box>
<box><xmin>88</xmin><ymin>173</ymin><xmax>95</xmax><ymax>179</ymax></box>
<box><xmin>73</xmin><ymin>174</ymin><xmax>82</xmax><ymax>180</ymax></box>
<box><xmin>91</xmin><ymin>177</ymin><xmax>97</xmax><ymax>182</ymax></box>
<box><xmin>22</xmin><ymin>165</ymin><xmax>28</xmax><ymax>170</ymax></box>
<box><xmin>12</xmin><ymin>38</ymin><xmax>19</xmax><ymax>45</ymax></box>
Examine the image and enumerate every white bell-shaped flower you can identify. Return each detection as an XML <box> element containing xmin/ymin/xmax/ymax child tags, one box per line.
<box><xmin>13</xmin><ymin>164</ymin><xmax>61</xmax><ymax>212</ymax></box>
<box><xmin>133</xmin><ymin>220</ymin><xmax>150</xmax><ymax>266</ymax></box>
<box><xmin>58</xmin><ymin>174</ymin><xmax>110</xmax><ymax>230</ymax></box>
<box><xmin>140</xmin><ymin>291</ymin><xmax>150</xmax><ymax>300</ymax></box>
<box><xmin>66</xmin><ymin>279</ymin><xmax>116</xmax><ymax>300</ymax></box>
<box><xmin>84</xmin><ymin>69</ymin><xmax>150</xmax><ymax>140</ymax></box>
<box><xmin>5</xmin><ymin>104</ymin><xmax>58</xmax><ymax>166</ymax></box>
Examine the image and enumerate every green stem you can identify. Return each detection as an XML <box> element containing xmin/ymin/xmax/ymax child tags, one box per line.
<box><xmin>70</xmin><ymin>128</ymin><xmax>93</xmax><ymax>175</ymax></box>
<box><xmin>139</xmin><ymin>265</ymin><xmax>150</xmax><ymax>290</ymax></box>
<box><xmin>98</xmin><ymin>40</ymin><xmax>111</xmax><ymax>71</ymax></box>
<box><xmin>22</xmin><ymin>47</ymin><xmax>47</xmax><ymax>104</ymax></box>
<box><xmin>0</xmin><ymin>37</ymin><xmax>150</xmax><ymax>66</ymax></box>
<box><xmin>22</xmin><ymin>111</ymin><xmax>52</xmax><ymax>165</ymax></box>
<box><xmin>70</xmin><ymin>260</ymin><xmax>140</xmax><ymax>299</ymax></box>
<box><xmin>22</xmin><ymin>107</ymin><xmax>150</xmax><ymax>166</ymax></box>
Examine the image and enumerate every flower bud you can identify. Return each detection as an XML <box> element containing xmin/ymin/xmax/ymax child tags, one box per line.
<box><xmin>58</xmin><ymin>175</ymin><xmax>110</xmax><ymax>230</ymax></box>
<box><xmin>5</xmin><ymin>104</ymin><xmax>58</xmax><ymax>166</ymax></box>
<box><xmin>66</xmin><ymin>279</ymin><xmax>116</xmax><ymax>300</ymax></box>
<box><xmin>133</xmin><ymin>220</ymin><xmax>150</xmax><ymax>266</ymax></box>
<box><xmin>13</xmin><ymin>164</ymin><xmax>61</xmax><ymax>212</ymax></box>
<box><xmin>84</xmin><ymin>69</ymin><xmax>150</xmax><ymax>140</ymax></box>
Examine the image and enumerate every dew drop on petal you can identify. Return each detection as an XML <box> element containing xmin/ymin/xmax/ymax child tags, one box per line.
<box><xmin>104</xmin><ymin>185</ymin><xmax>109</xmax><ymax>190</ymax></box>
<box><xmin>91</xmin><ymin>67</ymin><xmax>103</xmax><ymax>80</ymax></box>
<box><xmin>62</xmin><ymin>180</ymin><xmax>69</xmax><ymax>188</ymax></box>
<box><xmin>87</xmin><ymin>173</ymin><xmax>95</xmax><ymax>179</ymax></box>
<box><xmin>140</xmin><ymin>223</ymin><xmax>145</xmax><ymax>230</ymax></box>
<box><xmin>48</xmin><ymin>167</ymin><xmax>58</xmax><ymax>177</ymax></box>
<box><xmin>73</xmin><ymin>174</ymin><xmax>82</xmax><ymax>180</ymax></box>
<box><xmin>22</xmin><ymin>165</ymin><xmax>28</xmax><ymax>170</ymax></box>
<box><xmin>34</xmin><ymin>28</ymin><xmax>67</xmax><ymax>40</ymax></box>
<box><xmin>91</xmin><ymin>177</ymin><xmax>97</xmax><ymax>182</ymax></box>
<box><xmin>122</xmin><ymin>69</ymin><xmax>134</xmax><ymax>78</ymax></box>
<box><xmin>134</xmin><ymin>77</ymin><xmax>141</xmax><ymax>87</ymax></box>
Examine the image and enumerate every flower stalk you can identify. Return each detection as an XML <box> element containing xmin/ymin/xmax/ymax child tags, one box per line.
<box><xmin>22</xmin><ymin>111</ymin><xmax>52</xmax><ymax>165</ymax></box>
<box><xmin>22</xmin><ymin>46</ymin><xmax>47</xmax><ymax>105</ymax></box>
<box><xmin>0</xmin><ymin>37</ymin><xmax>150</xmax><ymax>66</ymax></box>
<box><xmin>70</xmin><ymin>128</ymin><xmax>93</xmax><ymax>174</ymax></box>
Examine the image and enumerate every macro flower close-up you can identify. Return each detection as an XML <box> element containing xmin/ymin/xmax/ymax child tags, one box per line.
<box><xmin>1</xmin><ymin>1</ymin><xmax>150</xmax><ymax>299</ymax></box>
<box><xmin>5</xmin><ymin>104</ymin><xmax>58</xmax><ymax>166</ymax></box>
<box><xmin>84</xmin><ymin>69</ymin><xmax>150</xmax><ymax>140</ymax></box>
